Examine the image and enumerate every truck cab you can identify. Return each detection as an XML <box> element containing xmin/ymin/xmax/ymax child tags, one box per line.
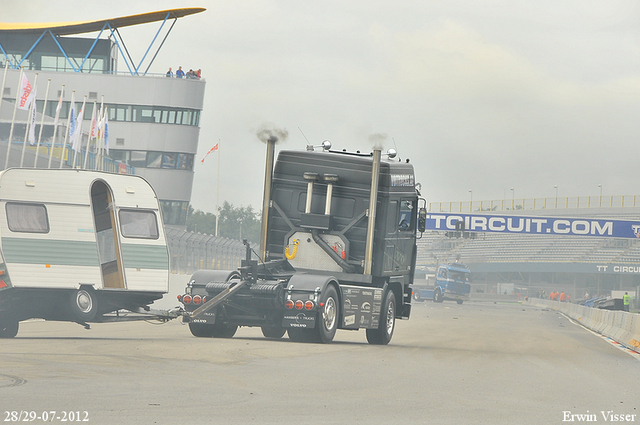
<box><xmin>180</xmin><ymin>143</ymin><xmax>425</xmax><ymax>344</ymax></box>
<box><xmin>433</xmin><ymin>263</ymin><xmax>471</xmax><ymax>304</ymax></box>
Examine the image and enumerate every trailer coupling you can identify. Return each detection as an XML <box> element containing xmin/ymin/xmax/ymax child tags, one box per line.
<box><xmin>100</xmin><ymin>306</ymin><xmax>185</xmax><ymax>323</ymax></box>
<box><xmin>187</xmin><ymin>278</ymin><xmax>249</xmax><ymax>324</ymax></box>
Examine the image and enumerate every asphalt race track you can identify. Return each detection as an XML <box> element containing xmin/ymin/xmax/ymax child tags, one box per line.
<box><xmin>1</xmin><ymin>300</ymin><xmax>638</xmax><ymax>425</ymax></box>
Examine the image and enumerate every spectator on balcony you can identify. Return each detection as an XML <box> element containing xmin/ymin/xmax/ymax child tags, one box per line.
<box><xmin>176</xmin><ymin>66</ymin><xmax>185</xmax><ymax>79</ymax></box>
<box><xmin>166</xmin><ymin>67</ymin><xmax>173</xmax><ymax>77</ymax></box>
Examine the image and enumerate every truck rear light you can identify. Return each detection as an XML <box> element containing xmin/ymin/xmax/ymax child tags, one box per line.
<box><xmin>0</xmin><ymin>279</ymin><xmax>6</xmax><ymax>289</ymax></box>
<box><xmin>304</xmin><ymin>300</ymin><xmax>314</xmax><ymax>310</ymax></box>
<box><xmin>177</xmin><ymin>294</ymin><xmax>182</xmax><ymax>302</ymax></box>
<box><xmin>182</xmin><ymin>294</ymin><xmax>192</xmax><ymax>304</ymax></box>
<box><xmin>295</xmin><ymin>300</ymin><xmax>304</xmax><ymax>310</ymax></box>
<box><xmin>202</xmin><ymin>296</ymin><xmax>207</xmax><ymax>303</ymax></box>
<box><xmin>285</xmin><ymin>299</ymin><xmax>294</xmax><ymax>309</ymax></box>
<box><xmin>193</xmin><ymin>295</ymin><xmax>202</xmax><ymax>305</ymax></box>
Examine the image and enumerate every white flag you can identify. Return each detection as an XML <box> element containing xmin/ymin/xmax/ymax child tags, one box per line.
<box><xmin>17</xmin><ymin>74</ymin><xmax>34</xmax><ymax>111</ymax></box>
<box><xmin>68</xmin><ymin>98</ymin><xmax>76</xmax><ymax>139</ymax></box>
<box><xmin>103</xmin><ymin>111</ymin><xmax>109</xmax><ymax>154</ymax></box>
<box><xmin>89</xmin><ymin>105</ymin><xmax>97</xmax><ymax>140</ymax></box>
<box><xmin>28</xmin><ymin>88</ymin><xmax>37</xmax><ymax>145</ymax></box>
<box><xmin>53</xmin><ymin>95</ymin><xmax>62</xmax><ymax>127</ymax></box>
<box><xmin>71</xmin><ymin>104</ymin><xmax>84</xmax><ymax>152</ymax></box>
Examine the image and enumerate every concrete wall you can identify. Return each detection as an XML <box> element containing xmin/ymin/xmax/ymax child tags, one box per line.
<box><xmin>530</xmin><ymin>299</ymin><xmax>640</xmax><ymax>352</ymax></box>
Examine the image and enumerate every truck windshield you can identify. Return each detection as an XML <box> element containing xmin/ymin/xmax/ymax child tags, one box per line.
<box><xmin>449</xmin><ymin>271</ymin><xmax>470</xmax><ymax>282</ymax></box>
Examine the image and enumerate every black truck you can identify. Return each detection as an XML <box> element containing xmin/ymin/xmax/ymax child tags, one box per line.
<box><xmin>179</xmin><ymin>140</ymin><xmax>425</xmax><ymax>344</ymax></box>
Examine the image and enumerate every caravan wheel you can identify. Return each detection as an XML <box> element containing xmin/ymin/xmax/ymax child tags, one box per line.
<box><xmin>0</xmin><ymin>319</ymin><xmax>18</xmax><ymax>338</ymax></box>
<box><xmin>70</xmin><ymin>288</ymin><xmax>98</xmax><ymax>322</ymax></box>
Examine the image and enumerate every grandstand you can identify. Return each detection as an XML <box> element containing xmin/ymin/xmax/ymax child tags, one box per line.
<box><xmin>418</xmin><ymin>196</ymin><xmax>640</xmax><ymax>300</ymax></box>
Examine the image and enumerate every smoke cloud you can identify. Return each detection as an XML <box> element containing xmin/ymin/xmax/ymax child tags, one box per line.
<box><xmin>256</xmin><ymin>123</ymin><xmax>289</xmax><ymax>144</ymax></box>
<box><xmin>368</xmin><ymin>132</ymin><xmax>388</xmax><ymax>150</ymax></box>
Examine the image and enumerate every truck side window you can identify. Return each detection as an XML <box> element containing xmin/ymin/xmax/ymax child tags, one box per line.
<box><xmin>398</xmin><ymin>199</ymin><xmax>414</xmax><ymax>231</ymax></box>
<box><xmin>6</xmin><ymin>202</ymin><xmax>49</xmax><ymax>233</ymax></box>
<box><xmin>119</xmin><ymin>209</ymin><xmax>159</xmax><ymax>239</ymax></box>
<box><xmin>386</xmin><ymin>200</ymin><xmax>398</xmax><ymax>234</ymax></box>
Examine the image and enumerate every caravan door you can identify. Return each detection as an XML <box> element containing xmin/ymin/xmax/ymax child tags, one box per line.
<box><xmin>91</xmin><ymin>180</ymin><xmax>125</xmax><ymax>289</ymax></box>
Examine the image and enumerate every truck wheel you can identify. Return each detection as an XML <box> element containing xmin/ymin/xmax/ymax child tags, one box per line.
<box><xmin>433</xmin><ymin>289</ymin><xmax>444</xmax><ymax>303</ymax></box>
<box><xmin>212</xmin><ymin>324</ymin><xmax>237</xmax><ymax>338</ymax></box>
<box><xmin>261</xmin><ymin>326</ymin><xmax>286</xmax><ymax>339</ymax></box>
<box><xmin>70</xmin><ymin>288</ymin><xmax>98</xmax><ymax>322</ymax></box>
<box><xmin>0</xmin><ymin>319</ymin><xmax>19</xmax><ymax>338</ymax></box>
<box><xmin>314</xmin><ymin>285</ymin><xmax>339</xmax><ymax>343</ymax></box>
<box><xmin>189</xmin><ymin>322</ymin><xmax>238</xmax><ymax>338</ymax></box>
<box><xmin>188</xmin><ymin>323</ymin><xmax>216</xmax><ymax>337</ymax></box>
<box><xmin>457</xmin><ymin>300</ymin><xmax>463</xmax><ymax>305</ymax></box>
<box><xmin>287</xmin><ymin>328</ymin><xmax>312</xmax><ymax>342</ymax></box>
<box><xmin>413</xmin><ymin>292</ymin><xmax>421</xmax><ymax>302</ymax></box>
<box><xmin>366</xmin><ymin>290</ymin><xmax>396</xmax><ymax>345</ymax></box>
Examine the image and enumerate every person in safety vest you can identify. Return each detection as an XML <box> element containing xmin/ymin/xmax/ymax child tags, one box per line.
<box><xmin>623</xmin><ymin>292</ymin><xmax>631</xmax><ymax>312</ymax></box>
<box><xmin>559</xmin><ymin>292</ymin><xmax>566</xmax><ymax>302</ymax></box>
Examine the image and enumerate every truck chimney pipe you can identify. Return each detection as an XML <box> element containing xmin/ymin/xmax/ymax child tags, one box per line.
<box><xmin>363</xmin><ymin>149</ymin><xmax>381</xmax><ymax>275</ymax></box>
<box><xmin>259</xmin><ymin>136</ymin><xmax>277</xmax><ymax>261</ymax></box>
<box><xmin>323</xmin><ymin>174</ymin><xmax>338</xmax><ymax>215</ymax></box>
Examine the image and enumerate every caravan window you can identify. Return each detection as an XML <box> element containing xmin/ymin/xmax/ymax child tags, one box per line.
<box><xmin>6</xmin><ymin>203</ymin><xmax>49</xmax><ymax>233</ymax></box>
<box><xmin>119</xmin><ymin>209</ymin><xmax>159</xmax><ymax>239</ymax></box>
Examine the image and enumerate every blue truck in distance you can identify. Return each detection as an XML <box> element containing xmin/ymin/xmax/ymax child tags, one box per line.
<box><xmin>413</xmin><ymin>262</ymin><xmax>471</xmax><ymax>304</ymax></box>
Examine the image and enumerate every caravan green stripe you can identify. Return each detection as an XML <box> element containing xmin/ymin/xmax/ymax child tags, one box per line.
<box><xmin>1</xmin><ymin>237</ymin><xmax>100</xmax><ymax>266</ymax></box>
<box><xmin>2</xmin><ymin>238</ymin><xmax>168</xmax><ymax>270</ymax></box>
<box><xmin>121</xmin><ymin>244</ymin><xmax>169</xmax><ymax>270</ymax></box>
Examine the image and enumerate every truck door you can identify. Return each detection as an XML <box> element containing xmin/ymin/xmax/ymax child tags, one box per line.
<box><xmin>90</xmin><ymin>181</ymin><xmax>125</xmax><ymax>289</ymax></box>
<box><xmin>383</xmin><ymin>198</ymin><xmax>417</xmax><ymax>273</ymax></box>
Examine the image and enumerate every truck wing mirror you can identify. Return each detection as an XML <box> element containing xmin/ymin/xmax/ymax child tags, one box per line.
<box><xmin>418</xmin><ymin>207</ymin><xmax>427</xmax><ymax>233</ymax></box>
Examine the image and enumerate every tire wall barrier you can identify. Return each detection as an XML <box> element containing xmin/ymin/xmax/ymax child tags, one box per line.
<box><xmin>530</xmin><ymin>299</ymin><xmax>640</xmax><ymax>351</ymax></box>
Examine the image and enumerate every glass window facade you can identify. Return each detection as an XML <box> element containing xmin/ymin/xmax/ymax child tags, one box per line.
<box><xmin>160</xmin><ymin>201</ymin><xmax>189</xmax><ymax>226</ymax></box>
<box><xmin>32</xmin><ymin>100</ymin><xmax>200</xmax><ymax>127</ymax></box>
<box><xmin>108</xmin><ymin>150</ymin><xmax>195</xmax><ymax>171</ymax></box>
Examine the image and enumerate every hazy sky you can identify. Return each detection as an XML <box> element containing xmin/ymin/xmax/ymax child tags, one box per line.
<box><xmin>4</xmin><ymin>1</ymin><xmax>640</xmax><ymax>213</ymax></box>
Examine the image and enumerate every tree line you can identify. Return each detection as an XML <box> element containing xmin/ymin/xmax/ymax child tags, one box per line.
<box><xmin>186</xmin><ymin>201</ymin><xmax>261</xmax><ymax>244</ymax></box>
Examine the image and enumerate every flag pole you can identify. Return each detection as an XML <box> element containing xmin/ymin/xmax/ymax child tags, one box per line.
<box><xmin>215</xmin><ymin>139</ymin><xmax>221</xmax><ymax>237</ymax></box>
<box><xmin>33</xmin><ymin>78</ymin><xmax>51</xmax><ymax>168</ymax></box>
<box><xmin>48</xmin><ymin>85</ymin><xmax>64</xmax><ymax>169</ymax></box>
<box><xmin>0</xmin><ymin>61</ymin><xmax>9</xmax><ymax>130</ymax></box>
<box><xmin>83</xmin><ymin>100</ymin><xmax>97</xmax><ymax>169</ymax></box>
<box><xmin>59</xmin><ymin>90</ymin><xmax>74</xmax><ymax>169</ymax></box>
<box><xmin>20</xmin><ymin>72</ymin><xmax>38</xmax><ymax>167</ymax></box>
<box><xmin>5</xmin><ymin>67</ymin><xmax>24</xmax><ymax>170</ymax></box>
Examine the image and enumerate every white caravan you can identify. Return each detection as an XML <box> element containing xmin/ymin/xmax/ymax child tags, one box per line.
<box><xmin>0</xmin><ymin>169</ymin><xmax>170</xmax><ymax>337</ymax></box>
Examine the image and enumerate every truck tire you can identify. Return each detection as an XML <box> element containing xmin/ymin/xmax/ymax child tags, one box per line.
<box><xmin>287</xmin><ymin>328</ymin><xmax>313</xmax><ymax>342</ymax></box>
<box><xmin>0</xmin><ymin>319</ymin><xmax>18</xmax><ymax>338</ymax></box>
<box><xmin>189</xmin><ymin>322</ymin><xmax>238</xmax><ymax>338</ymax></box>
<box><xmin>366</xmin><ymin>290</ymin><xmax>396</xmax><ymax>345</ymax></box>
<box><xmin>413</xmin><ymin>292</ymin><xmax>422</xmax><ymax>302</ymax></box>
<box><xmin>457</xmin><ymin>300</ymin><xmax>463</xmax><ymax>305</ymax></box>
<box><xmin>70</xmin><ymin>288</ymin><xmax>98</xmax><ymax>322</ymax></box>
<box><xmin>261</xmin><ymin>326</ymin><xmax>286</xmax><ymax>339</ymax></box>
<box><xmin>433</xmin><ymin>288</ymin><xmax>444</xmax><ymax>303</ymax></box>
<box><xmin>314</xmin><ymin>285</ymin><xmax>339</xmax><ymax>343</ymax></box>
<box><xmin>188</xmin><ymin>323</ymin><xmax>216</xmax><ymax>337</ymax></box>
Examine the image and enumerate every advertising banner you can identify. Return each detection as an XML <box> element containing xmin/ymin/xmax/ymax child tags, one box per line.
<box><xmin>426</xmin><ymin>212</ymin><xmax>640</xmax><ymax>239</ymax></box>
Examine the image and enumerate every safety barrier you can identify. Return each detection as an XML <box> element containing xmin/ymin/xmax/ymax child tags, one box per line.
<box><xmin>164</xmin><ymin>228</ymin><xmax>247</xmax><ymax>275</ymax></box>
<box><xmin>530</xmin><ymin>299</ymin><xmax>640</xmax><ymax>352</ymax></box>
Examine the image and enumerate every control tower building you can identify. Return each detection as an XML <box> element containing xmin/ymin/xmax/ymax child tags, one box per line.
<box><xmin>0</xmin><ymin>8</ymin><xmax>206</xmax><ymax>227</ymax></box>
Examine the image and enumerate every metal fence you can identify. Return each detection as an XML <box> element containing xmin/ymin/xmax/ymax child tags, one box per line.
<box><xmin>430</xmin><ymin>195</ymin><xmax>640</xmax><ymax>213</ymax></box>
<box><xmin>165</xmin><ymin>227</ymin><xmax>247</xmax><ymax>274</ymax></box>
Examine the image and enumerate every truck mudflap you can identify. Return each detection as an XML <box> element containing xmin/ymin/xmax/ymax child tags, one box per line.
<box><xmin>282</xmin><ymin>311</ymin><xmax>316</xmax><ymax>328</ymax></box>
